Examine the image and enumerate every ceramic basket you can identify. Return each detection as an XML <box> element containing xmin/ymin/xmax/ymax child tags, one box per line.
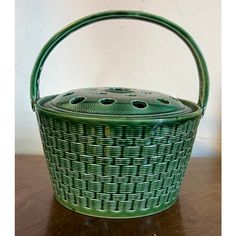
<box><xmin>30</xmin><ymin>11</ymin><xmax>209</xmax><ymax>219</ymax></box>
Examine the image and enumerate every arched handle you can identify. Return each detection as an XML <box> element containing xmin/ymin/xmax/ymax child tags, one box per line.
<box><xmin>30</xmin><ymin>10</ymin><xmax>209</xmax><ymax>115</ymax></box>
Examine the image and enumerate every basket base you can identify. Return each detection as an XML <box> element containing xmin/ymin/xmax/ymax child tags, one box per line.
<box><xmin>54</xmin><ymin>194</ymin><xmax>178</xmax><ymax>219</ymax></box>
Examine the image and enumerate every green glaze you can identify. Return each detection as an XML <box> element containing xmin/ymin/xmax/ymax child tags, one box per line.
<box><xmin>47</xmin><ymin>87</ymin><xmax>191</xmax><ymax>117</ymax></box>
<box><xmin>55</xmin><ymin>194</ymin><xmax>178</xmax><ymax>219</ymax></box>
<box><xmin>38</xmin><ymin>109</ymin><xmax>200</xmax><ymax>219</ymax></box>
<box><xmin>30</xmin><ymin>10</ymin><xmax>209</xmax><ymax>115</ymax></box>
<box><xmin>36</xmin><ymin>95</ymin><xmax>201</xmax><ymax>126</ymax></box>
<box><xmin>31</xmin><ymin>10</ymin><xmax>209</xmax><ymax>219</ymax></box>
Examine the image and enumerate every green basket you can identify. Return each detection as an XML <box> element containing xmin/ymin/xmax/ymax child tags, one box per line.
<box><xmin>30</xmin><ymin>11</ymin><xmax>209</xmax><ymax>219</ymax></box>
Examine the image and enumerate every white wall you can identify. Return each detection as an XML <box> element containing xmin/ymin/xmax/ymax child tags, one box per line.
<box><xmin>15</xmin><ymin>0</ymin><xmax>221</xmax><ymax>157</ymax></box>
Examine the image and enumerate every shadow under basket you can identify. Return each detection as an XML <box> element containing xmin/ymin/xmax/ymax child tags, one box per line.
<box><xmin>31</xmin><ymin>11</ymin><xmax>209</xmax><ymax>219</ymax></box>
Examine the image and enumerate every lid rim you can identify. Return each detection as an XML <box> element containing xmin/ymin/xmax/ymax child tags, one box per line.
<box><xmin>36</xmin><ymin>95</ymin><xmax>201</xmax><ymax>121</ymax></box>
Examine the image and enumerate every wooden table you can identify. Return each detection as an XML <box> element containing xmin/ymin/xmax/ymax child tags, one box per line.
<box><xmin>15</xmin><ymin>155</ymin><xmax>221</xmax><ymax>236</ymax></box>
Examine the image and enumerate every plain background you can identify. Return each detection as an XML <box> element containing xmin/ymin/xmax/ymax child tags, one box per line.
<box><xmin>15</xmin><ymin>0</ymin><xmax>221</xmax><ymax>157</ymax></box>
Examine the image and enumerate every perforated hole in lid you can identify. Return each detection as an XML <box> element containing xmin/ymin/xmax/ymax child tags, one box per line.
<box><xmin>157</xmin><ymin>98</ymin><xmax>170</xmax><ymax>104</ymax></box>
<box><xmin>70</xmin><ymin>97</ymin><xmax>85</xmax><ymax>104</ymax></box>
<box><xmin>132</xmin><ymin>100</ymin><xmax>148</xmax><ymax>109</ymax></box>
<box><xmin>99</xmin><ymin>98</ymin><xmax>116</xmax><ymax>105</ymax></box>
<box><xmin>106</xmin><ymin>87</ymin><xmax>133</xmax><ymax>93</ymax></box>
<box><xmin>63</xmin><ymin>92</ymin><xmax>74</xmax><ymax>97</ymax></box>
<box><xmin>125</xmin><ymin>94</ymin><xmax>137</xmax><ymax>97</ymax></box>
<box><xmin>98</xmin><ymin>92</ymin><xmax>108</xmax><ymax>95</ymax></box>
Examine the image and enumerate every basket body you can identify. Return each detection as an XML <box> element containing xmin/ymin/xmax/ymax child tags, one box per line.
<box><xmin>37</xmin><ymin>107</ymin><xmax>200</xmax><ymax>218</ymax></box>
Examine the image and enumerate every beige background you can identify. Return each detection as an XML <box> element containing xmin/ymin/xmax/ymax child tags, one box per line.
<box><xmin>15</xmin><ymin>0</ymin><xmax>221</xmax><ymax>157</ymax></box>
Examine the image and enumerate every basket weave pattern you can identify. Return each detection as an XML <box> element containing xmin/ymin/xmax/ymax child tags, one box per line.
<box><xmin>38</xmin><ymin>113</ymin><xmax>199</xmax><ymax>217</ymax></box>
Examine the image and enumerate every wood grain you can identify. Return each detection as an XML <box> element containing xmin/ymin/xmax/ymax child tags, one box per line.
<box><xmin>15</xmin><ymin>155</ymin><xmax>221</xmax><ymax>236</ymax></box>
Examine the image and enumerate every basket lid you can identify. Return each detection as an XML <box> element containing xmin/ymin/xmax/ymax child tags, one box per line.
<box><xmin>43</xmin><ymin>87</ymin><xmax>192</xmax><ymax>117</ymax></box>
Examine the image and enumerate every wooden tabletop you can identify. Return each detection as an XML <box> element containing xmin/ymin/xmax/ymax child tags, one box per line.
<box><xmin>15</xmin><ymin>155</ymin><xmax>221</xmax><ymax>236</ymax></box>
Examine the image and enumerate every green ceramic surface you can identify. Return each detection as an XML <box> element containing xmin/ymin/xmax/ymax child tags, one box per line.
<box><xmin>38</xmin><ymin>110</ymin><xmax>200</xmax><ymax>219</ymax></box>
<box><xmin>46</xmin><ymin>87</ymin><xmax>191</xmax><ymax>117</ymax></box>
<box><xmin>30</xmin><ymin>10</ymin><xmax>209</xmax><ymax>219</ymax></box>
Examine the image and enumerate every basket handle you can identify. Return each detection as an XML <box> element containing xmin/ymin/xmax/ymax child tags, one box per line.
<box><xmin>30</xmin><ymin>10</ymin><xmax>209</xmax><ymax>115</ymax></box>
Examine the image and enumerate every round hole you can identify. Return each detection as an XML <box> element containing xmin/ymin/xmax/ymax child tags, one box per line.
<box><xmin>132</xmin><ymin>100</ymin><xmax>148</xmax><ymax>109</ymax></box>
<box><xmin>99</xmin><ymin>98</ymin><xmax>116</xmax><ymax>105</ymax></box>
<box><xmin>99</xmin><ymin>92</ymin><xmax>108</xmax><ymax>95</ymax></box>
<box><xmin>107</xmin><ymin>87</ymin><xmax>131</xmax><ymax>93</ymax></box>
<box><xmin>70</xmin><ymin>97</ymin><xmax>85</xmax><ymax>104</ymax></box>
<box><xmin>125</xmin><ymin>94</ymin><xmax>137</xmax><ymax>97</ymax></box>
<box><xmin>143</xmin><ymin>92</ymin><xmax>152</xmax><ymax>95</ymax></box>
<box><xmin>110</xmin><ymin>87</ymin><xmax>127</xmax><ymax>91</ymax></box>
<box><xmin>157</xmin><ymin>98</ymin><xmax>170</xmax><ymax>104</ymax></box>
<box><xmin>63</xmin><ymin>92</ymin><xmax>74</xmax><ymax>97</ymax></box>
